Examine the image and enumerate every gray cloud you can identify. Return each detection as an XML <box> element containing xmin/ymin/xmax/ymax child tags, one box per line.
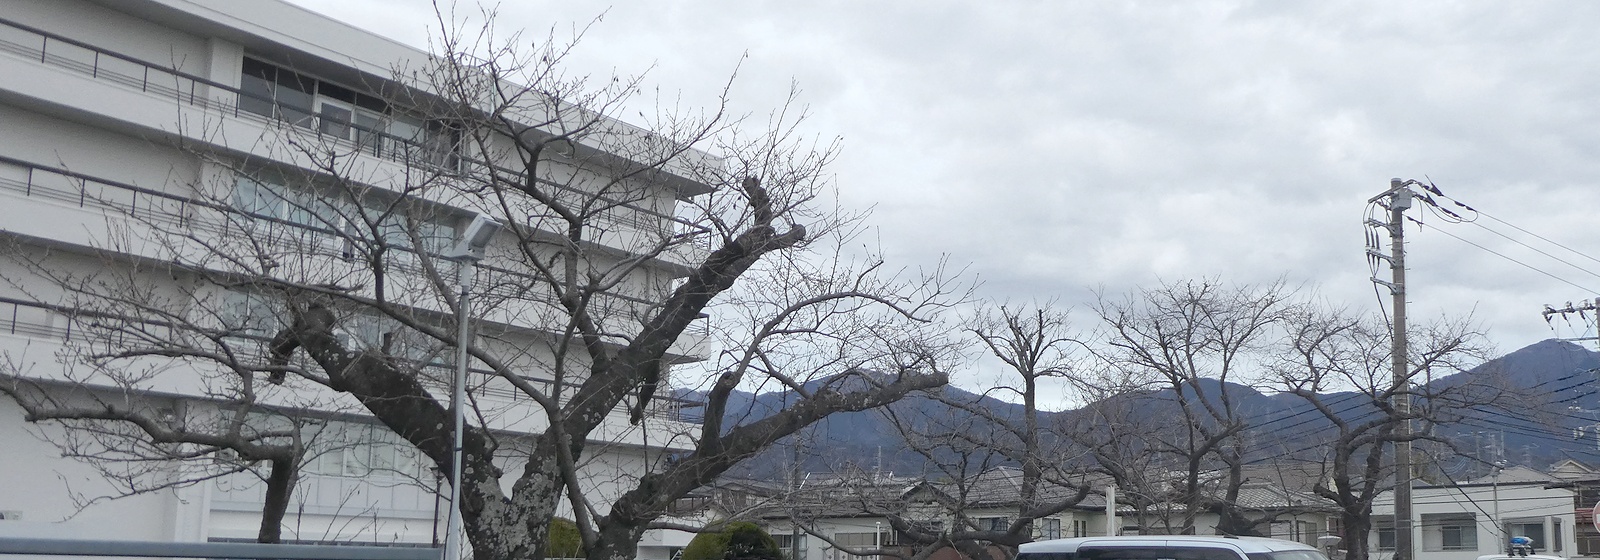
<box><xmin>292</xmin><ymin>0</ymin><xmax>1600</xmax><ymax>381</ymax></box>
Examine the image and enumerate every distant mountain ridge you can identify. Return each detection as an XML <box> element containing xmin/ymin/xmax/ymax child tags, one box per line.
<box><xmin>698</xmin><ymin>339</ymin><xmax>1600</xmax><ymax>479</ymax></box>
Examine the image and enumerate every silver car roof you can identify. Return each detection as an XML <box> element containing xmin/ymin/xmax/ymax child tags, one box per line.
<box><xmin>1019</xmin><ymin>536</ymin><xmax>1321</xmax><ymax>554</ymax></box>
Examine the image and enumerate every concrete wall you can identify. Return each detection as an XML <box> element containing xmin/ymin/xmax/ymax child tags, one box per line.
<box><xmin>0</xmin><ymin>398</ymin><xmax>178</xmax><ymax>540</ymax></box>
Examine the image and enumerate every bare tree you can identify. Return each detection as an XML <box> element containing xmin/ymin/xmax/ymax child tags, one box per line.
<box><xmin>1267</xmin><ymin>306</ymin><xmax>1512</xmax><ymax>560</ymax></box>
<box><xmin>772</xmin><ymin>302</ymin><xmax>1092</xmax><ymax>560</ymax></box>
<box><xmin>0</xmin><ymin>8</ymin><xmax>965</xmax><ymax>560</ymax></box>
<box><xmin>1090</xmin><ymin>279</ymin><xmax>1296</xmax><ymax>536</ymax></box>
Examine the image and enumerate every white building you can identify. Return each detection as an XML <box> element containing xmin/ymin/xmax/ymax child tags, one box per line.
<box><xmin>0</xmin><ymin>0</ymin><xmax>711</xmax><ymax>551</ymax></box>
<box><xmin>1370</xmin><ymin>467</ymin><xmax>1581</xmax><ymax>560</ymax></box>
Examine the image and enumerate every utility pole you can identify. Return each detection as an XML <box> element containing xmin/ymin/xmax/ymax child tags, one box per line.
<box><xmin>1370</xmin><ymin>179</ymin><xmax>1414</xmax><ymax>560</ymax></box>
<box><xmin>1541</xmin><ymin>299</ymin><xmax>1600</xmax><ymax>344</ymax></box>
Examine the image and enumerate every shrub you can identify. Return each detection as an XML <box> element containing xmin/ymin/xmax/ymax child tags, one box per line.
<box><xmin>547</xmin><ymin>517</ymin><xmax>583</xmax><ymax>559</ymax></box>
<box><xmin>682</xmin><ymin>522</ymin><xmax>780</xmax><ymax>560</ymax></box>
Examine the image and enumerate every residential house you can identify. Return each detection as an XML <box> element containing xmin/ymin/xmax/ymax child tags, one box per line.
<box><xmin>748</xmin><ymin>466</ymin><xmax>1336</xmax><ymax>560</ymax></box>
<box><xmin>1116</xmin><ymin>481</ymin><xmax>1337</xmax><ymax>545</ymax></box>
<box><xmin>1549</xmin><ymin>460</ymin><xmax>1600</xmax><ymax>557</ymax></box>
<box><xmin>1370</xmin><ymin>467</ymin><xmax>1579</xmax><ymax>560</ymax></box>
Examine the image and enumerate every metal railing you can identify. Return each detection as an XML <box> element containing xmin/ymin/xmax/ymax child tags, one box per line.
<box><xmin>0</xmin><ymin>155</ymin><xmax>709</xmax><ymax>339</ymax></box>
<box><xmin>0</xmin><ymin>15</ymin><xmax>713</xmax><ymax>242</ymax></box>
<box><xmin>0</xmin><ymin>294</ymin><xmax>705</xmax><ymax>424</ymax></box>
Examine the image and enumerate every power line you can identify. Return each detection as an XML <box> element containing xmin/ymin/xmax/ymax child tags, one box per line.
<box><xmin>1408</xmin><ymin>216</ymin><xmax>1600</xmax><ymax>295</ymax></box>
<box><xmin>1464</xmin><ymin>220</ymin><xmax>1600</xmax><ymax>283</ymax></box>
<box><xmin>1413</xmin><ymin>178</ymin><xmax>1600</xmax><ymax>270</ymax></box>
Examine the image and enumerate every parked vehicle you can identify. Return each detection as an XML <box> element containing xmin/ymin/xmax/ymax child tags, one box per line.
<box><xmin>1016</xmin><ymin>536</ymin><xmax>1330</xmax><ymax>560</ymax></box>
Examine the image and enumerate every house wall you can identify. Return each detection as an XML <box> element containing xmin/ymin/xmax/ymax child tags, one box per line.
<box><xmin>1371</xmin><ymin>483</ymin><xmax>1579</xmax><ymax>560</ymax></box>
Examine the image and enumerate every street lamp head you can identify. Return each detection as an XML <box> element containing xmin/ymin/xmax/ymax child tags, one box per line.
<box><xmin>446</xmin><ymin>213</ymin><xmax>504</xmax><ymax>262</ymax></box>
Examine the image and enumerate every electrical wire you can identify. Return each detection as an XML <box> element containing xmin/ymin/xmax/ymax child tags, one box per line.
<box><xmin>1408</xmin><ymin>216</ymin><xmax>1600</xmax><ymax>295</ymax></box>
<box><xmin>1463</xmin><ymin>220</ymin><xmax>1600</xmax><ymax>283</ymax></box>
<box><xmin>1415</xmin><ymin>176</ymin><xmax>1600</xmax><ymax>269</ymax></box>
<box><xmin>1234</xmin><ymin>370</ymin><xmax>1599</xmax><ymax>468</ymax></box>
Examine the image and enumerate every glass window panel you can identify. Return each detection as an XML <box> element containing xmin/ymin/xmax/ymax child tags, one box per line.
<box><xmin>275</xmin><ymin>67</ymin><xmax>314</xmax><ymax>94</ymax></box>
<box><xmin>389</xmin><ymin>114</ymin><xmax>425</xmax><ymax>142</ymax></box>
<box><xmin>233</xmin><ymin>175</ymin><xmax>283</xmax><ymax>219</ymax></box>
<box><xmin>318</xmin><ymin>81</ymin><xmax>356</xmax><ymax>103</ymax></box>
<box><xmin>1078</xmin><ymin>547</ymin><xmax>1241</xmax><ymax>560</ymax></box>
<box><xmin>423</xmin><ymin>121</ymin><xmax>459</xmax><ymax>168</ymax></box>
<box><xmin>272</xmin><ymin>69</ymin><xmax>315</xmax><ymax>128</ymax></box>
<box><xmin>354</xmin><ymin>110</ymin><xmax>386</xmax><ymax>155</ymax></box>
<box><xmin>368</xmin><ymin>441</ymin><xmax>396</xmax><ymax>474</ymax></box>
<box><xmin>378</xmin><ymin>214</ymin><xmax>410</xmax><ymax>247</ymax></box>
<box><xmin>283</xmin><ymin>188</ymin><xmax>316</xmax><ymax>227</ymax></box>
<box><xmin>221</xmin><ymin>291</ymin><xmax>281</xmax><ymax>335</ymax></box>
<box><xmin>239</xmin><ymin>58</ymin><xmax>276</xmax><ymax>118</ymax></box>
<box><xmin>313</xmin><ymin>446</ymin><xmax>343</xmax><ymax>476</ymax></box>
<box><xmin>1040</xmin><ymin>518</ymin><xmax>1062</xmax><ymax>540</ymax></box>
<box><xmin>1511</xmin><ymin>522</ymin><xmax>1545</xmax><ymax>551</ymax></box>
<box><xmin>1377</xmin><ymin>525</ymin><xmax>1396</xmax><ymax>551</ymax></box>
<box><xmin>355</xmin><ymin>93</ymin><xmax>388</xmax><ymax>113</ymax></box>
<box><xmin>418</xmin><ymin>220</ymin><xmax>455</xmax><ymax>255</ymax></box>
<box><xmin>319</xmin><ymin>101</ymin><xmax>353</xmax><ymax>139</ymax></box>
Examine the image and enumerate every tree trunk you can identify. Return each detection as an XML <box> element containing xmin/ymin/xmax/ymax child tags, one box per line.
<box><xmin>587</xmin><ymin>523</ymin><xmax>645</xmax><ymax>560</ymax></box>
<box><xmin>462</xmin><ymin>436</ymin><xmax>566</xmax><ymax>560</ymax></box>
<box><xmin>1341</xmin><ymin>515</ymin><xmax>1370</xmax><ymax>560</ymax></box>
<box><xmin>259</xmin><ymin>457</ymin><xmax>296</xmax><ymax>543</ymax></box>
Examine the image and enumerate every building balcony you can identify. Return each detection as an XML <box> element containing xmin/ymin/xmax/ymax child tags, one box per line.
<box><xmin>0</xmin><ymin>15</ymin><xmax>714</xmax><ymax>272</ymax></box>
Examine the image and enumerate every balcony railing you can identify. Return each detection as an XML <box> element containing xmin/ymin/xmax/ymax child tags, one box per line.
<box><xmin>0</xmin><ymin>15</ymin><xmax>712</xmax><ymax>246</ymax></box>
<box><xmin>0</xmin><ymin>295</ymin><xmax>704</xmax><ymax>424</ymax></box>
<box><xmin>0</xmin><ymin>154</ymin><xmax>711</xmax><ymax>341</ymax></box>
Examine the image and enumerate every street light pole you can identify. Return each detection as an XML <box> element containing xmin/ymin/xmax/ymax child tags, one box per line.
<box><xmin>443</xmin><ymin>214</ymin><xmax>504</xmax><ymax>560</ymax></box>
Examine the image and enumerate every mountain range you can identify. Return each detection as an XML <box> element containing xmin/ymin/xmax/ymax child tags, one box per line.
<box><xmin>701</xmin><ymin>338</ymin><xmax>1600</xmax><ymax>480</ymax></box>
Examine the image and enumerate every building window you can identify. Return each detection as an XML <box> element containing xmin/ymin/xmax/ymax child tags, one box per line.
<box><xmin>1376</xmin><ymin>520</ymin><xmax>1396</xmax><ymax>551</ymax></box>
<box><xmin>1073</xmin><ymin>519</ymin><xmax>1089</xmax><ymax>538</ymax></box>
<box><xmin>304</xmin><ymin>420</ymin><xmax>426</xmax><ymax>480</ymax></box>
<box><xmin>1272</xmin><ymin>520</ymin><xmax>1318</xmax><ymax>545</ymax></box>
<box><xmin>977</xmin><ymin>517</ymin><xmax>1010</xmax><ymax>532</ymax></box>
<box><xmin>1443</xmin><ymin>524</ymin><xmax>1477</xmax><ymax>550</ymax></box>
<box><xmin>1508</xmin><ymin>521</ymin><xmax>1546</xmax><ymax>552</ymax></box>
<box><xmin>832</xmin><ymin>531</ymin><xmax>887</xmax><ymax>560</ymax></box>
<box><xmin>1423</xmin><ymin>513</ymin><xmax>1477</xmax><ymax>551</ymax></box>
<box><xmin>241</xmin><ymin>57</ymin><xmax>314</xmax><ymax>127</ymax></box>
<box><xmin>234</xmin><ymin>173</ymin><xmax>320</xmax><ymax>226</ymax></box>
<box><xmin>232</xmin><ymin>170</ymin><xmax>462</xmax><ymax>266</ymax></box>
<box><xmin>666</xmin><ymin>495</ymin><xmax>708</xmax><ymax>515</ymax></box>
<box><xmin>239</xmin><ymin>57</ymin><xmax>458</xmax><ymax>169</ymax></box>
<box><xmin>1037</xmin><ymin>518</ymin><xmax>1062</xmax><ymax>540</ymax></box>
<box><xmin>773</xmin><ymin>533</ymin><xmax>806</xmax><ymax>560</ymax></box>
<box><xmin>221</xmin><ymin>290</ymin><xmax>284</xmax><ymax>337</ymax></box>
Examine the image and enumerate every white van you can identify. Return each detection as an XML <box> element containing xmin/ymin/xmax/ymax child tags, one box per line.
<box><xmin>1016</xmin><ymin>536</ymin><xmax>1330</xmax><ymax>560</ymax></box>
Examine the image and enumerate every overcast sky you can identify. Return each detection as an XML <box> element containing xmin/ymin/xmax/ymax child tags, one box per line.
<box><xmin>290</xmin><ymin>0</ymin><xmax>1600</xmax><ymax>396</ymax></box>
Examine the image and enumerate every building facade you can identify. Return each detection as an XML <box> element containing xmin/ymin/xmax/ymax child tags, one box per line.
<box><xmin>0</xmin><ymin>0</ymin><xmax>710</xmax><ymax>547</ymax></box>
<box><xmin>1370</xmin><ymin>468</ymin><xmax>1581</xmax><ymax>560</ymax></box>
